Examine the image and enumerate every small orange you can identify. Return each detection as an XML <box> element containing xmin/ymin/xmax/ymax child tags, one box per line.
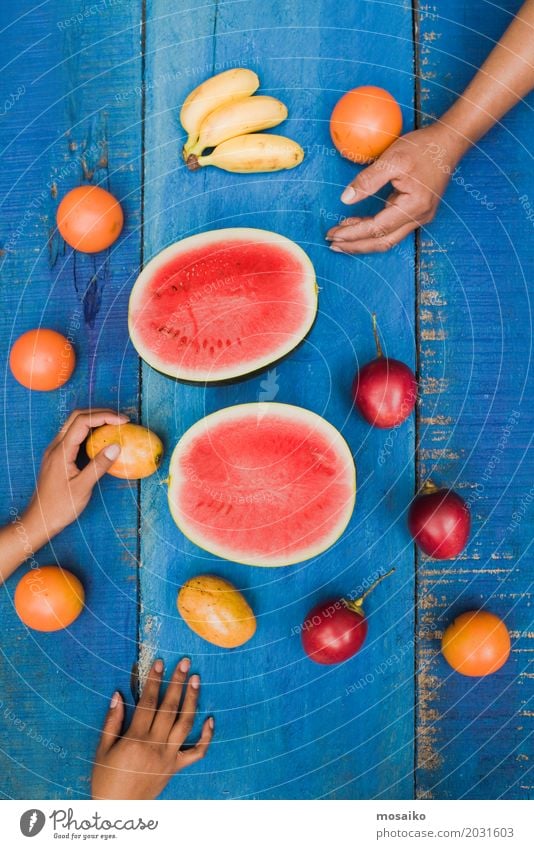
<box><xmin>442</xmin><ymin>610</ymin><xmax>511</xmax><ymax>677</ymax></box>
<box><xmin>86</xmin><ymin>422</ymin><xmax>163</xmax><ymax>480</ymax></box>
<box><xmin>15</xmin><ymin>566</ymin><xmax>85</xmax><ymax>632</ymax></box>
<box><xmin>57</xmin><ymin>185</ymin><xmax>123</xmax><ymax>253</ymax></box>
<box><xmin>10</xmin><ymin>328</ymin><xmax>75</xmax><ymax>391</ymax></box>
<box><xmin>330</xmin><ymin>85</ymin><xmax>402</xmax><ymax>164</ymax></box>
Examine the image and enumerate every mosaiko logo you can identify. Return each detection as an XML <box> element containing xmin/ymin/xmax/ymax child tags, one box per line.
<box><xmin>20</xmin><ymin>809</ymin><xmax>46</xmax><ymax>837</ymax></box>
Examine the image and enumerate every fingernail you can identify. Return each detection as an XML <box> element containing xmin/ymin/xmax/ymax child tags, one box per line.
<box><xmin>209</xmin><ymin>716</ymin><xmax>214</xmax><ymax>730</ymax></box>
<box><xmin>190</xmin><ymin>674</ymin><xmax>200</xmax><ymax>689</ymax></box>
<box><xmin>154</xmin><ymin>659</ymin><xmax>164</xmax><ymax>673</ymax></box>
<box><xmin>330</xmin><ymin>244</ymin><xmax>344</xmax><ymax>253</ymax></box>
<box><xmin>104</xmin><ymin>443</ymin><xmax>121</xmax><ymax>460</ymax></box>
<box><xmin>110</xmin><ymin>691</ymin><xmax>119</xmax><ymax>709</ymax></box>
<box><xmin>341</xmin><ymin>186</ymin><xmax>357</xmax><ymax>203</ymax></box>
<box><xmin>325</xmin><ymin>234</ymin><xmax>333</xmax><ymax>241</ymax></box>
<box><xmin>179</xmin><ymin>657</ymin><xmax>191</xmax><ymax>673</ymax></box>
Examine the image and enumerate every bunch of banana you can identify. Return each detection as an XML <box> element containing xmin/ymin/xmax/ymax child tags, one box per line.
<box><xmin>180</xmin><ymin>67</ymin><xmax>304</xmax><ymax>174</ymax></box>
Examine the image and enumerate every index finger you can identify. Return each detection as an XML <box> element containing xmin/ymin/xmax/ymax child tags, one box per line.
<box><xmin>59</xmin><ymin>410</ymin><xmax>129</xmax><ymax>463</ymax></box>
<box><xmin>328</xmin><ymin>198</ymin><xmax>413</xmax><ymax>243</ymax></box>
<box><xmin>47</xmin><ymin>408</ymin><xmax>127</xmax><ymax>453</ymax></box>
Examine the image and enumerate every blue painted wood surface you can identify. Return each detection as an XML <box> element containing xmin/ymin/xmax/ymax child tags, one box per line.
<box><xmin>0</xmin><ymin>0</ymin><xmax>531</xmax><ymax>801</ymax></box>
<box><xmin>0</xmin><ymin>0</ymin><xmax>143</xmax><ymax>797</ymax></box>
<box><xmin>415</xmin><ymin>0</ymin><xmax>534</xmax><ymax>800</ymax></box>
<box><xmin>140</xmin><ymin>0</ymin><xmax>415</xmax><ymax>800</ymax></box>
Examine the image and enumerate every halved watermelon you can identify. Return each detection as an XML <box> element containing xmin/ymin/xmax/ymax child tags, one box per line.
<box><xmin>128</xmin><ymin>228</ymin><xmax>317</xmax><ymax>382</ymax></box>
<box><xmin>168</xmin><ymin>403</ymin><xmax>356</xmax><ymax>566</ymax></box>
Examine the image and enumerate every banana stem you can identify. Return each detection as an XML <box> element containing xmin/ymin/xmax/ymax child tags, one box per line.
<box><xmin>182</xmin><ymin>134</ymin><xmax>198</xmax><ymax>159</ymax></box>
<box><xmin>186</xmin><ymin>154</ymin><xmax>201</xmax><ymax>171</ymax></box>
<box><xmin>372</xmin><ymin>313</ymin><xmax>383</xmax><ymax>358</ymax></box>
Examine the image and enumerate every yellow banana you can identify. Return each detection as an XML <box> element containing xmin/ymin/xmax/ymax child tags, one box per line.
<box><xmin>191</xmin><ymin>134</ymin><xmax>305</xmax><ymax>173</ymax></box>
<box><xmin>187</xmin><ymin>96</ymin><xmax>288</xmax><ymax>158</ymax></box>
<box><xmin>180</xmin><ymin>68</ymin><xmax>259</xmax><ymax>158</ymax></box>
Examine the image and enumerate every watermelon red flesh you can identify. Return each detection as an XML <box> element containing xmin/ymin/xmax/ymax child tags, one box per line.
<box><xmin>128</xmin><ymin>229</ymin><xmax>317</xmax><ymax>382</ymax></box>
<box><xmin>168</xmin><ymin>403</ymin><xmax>356</xmax><ymax>567</ymax></box>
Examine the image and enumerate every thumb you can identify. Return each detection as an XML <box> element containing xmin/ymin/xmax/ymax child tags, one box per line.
<box><xmin>341</xmin><ymin>156</ymin><xmax>392</xmax><ymax>204</ymax></box>
<box><xmin>79</xmin><ymin>443</ymin><xmax>121</xmax><ymax>488</ymax></box>
<box><xmin>96</xmin><ymin>691</ymin><xmax>124</xmax><ymax>756</ymax></box>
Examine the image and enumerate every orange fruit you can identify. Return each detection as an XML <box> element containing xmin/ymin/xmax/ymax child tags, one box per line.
<box><xmin>442</xmin><ymin>610</ymin><xmax>511</xmax><ymax>677</ymax></box>
<box><xmin>10</xmin><ymin>328</ymin><xmax>75</xmax><ymax>391</ymax></box>
<box><xmin>330</xmin><ymin>85</ymin><xmax>402</xmax><ymax>164</ymax></box>
<box><xmin>57</xmin><ymin>185</ymin><xmax>123</xmax><ymax>253</ymax></box>
<box><xmin>15</xmin><ymin>566</ymin><xmax>84</xmax><ymax>632</ymax></box>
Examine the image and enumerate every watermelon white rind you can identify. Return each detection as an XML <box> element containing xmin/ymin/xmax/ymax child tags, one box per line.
<box><xmin>168</xmin><ymin>403</ymin><xmax>356</xmax><ymax>567</ymax></box>
<box><xmin>128</xmin><ymin>228</ymin><xmax>317</xmax><ymax>382</ymax></box>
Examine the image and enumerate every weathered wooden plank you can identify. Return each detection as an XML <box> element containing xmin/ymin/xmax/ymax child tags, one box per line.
<box><xmin>0</xmin><ymin>0</ymin><xmax>143</xmax><ymax>797</ymax></box>
<box><xmin>415</xmin><ymin>0</ymin><xmax>534</xmax><ymax>799</ymax></box>
<box><xmin>141</xmin><ymin>0</ymin><xmax>416</xmax><ymax>798</ymax></box>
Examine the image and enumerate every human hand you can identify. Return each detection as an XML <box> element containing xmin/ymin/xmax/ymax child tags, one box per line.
<box><xmin>326</xmin><ymin>123</ymin><xmax>464</xmax><ymax>254</ymax></box>
<box><xmin>23</xmin><ymin>408</ymin><xmax>128</xmax><ymax>547</ymax></box>
<box><xmin>91</xmin><ymin>658</ymin><xmax>214</xmax><ymax>800</ymax></box>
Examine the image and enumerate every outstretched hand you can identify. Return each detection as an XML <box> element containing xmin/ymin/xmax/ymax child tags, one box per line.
<box><xmin>92</xmin><ymin>658</ymin><xmax>214</xmax><ymax>800</ymax></box>
<box><xmin>327</xmin><ymin>124</ymin><xmax>460</xmax><ymax>254</ymax></box>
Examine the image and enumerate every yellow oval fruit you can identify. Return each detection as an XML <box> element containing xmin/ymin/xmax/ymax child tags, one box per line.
<box><xmin>178</xmin><ymin>575</ymin><xmax>256</xmax><ymax>648</ymax></box>
<box><xmin>86</xmin><ymin>423</ymin><xmax>163</xmax><ymax>480</ymax></box>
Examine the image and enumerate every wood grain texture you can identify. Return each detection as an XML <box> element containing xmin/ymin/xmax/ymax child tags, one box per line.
<box><xmin>0</xmin><ymin>0</ymin><xmax>143</xmax><ymax>798</ymax></box>
<box><xmin>415</xmin><ymin>0</ymin><xmax>534</xmax><ymax>800</ymax></box>
<box><xmin>140</xmin><ymin>0</ymin><xmax>416</xmax><ymax>799</ymax></box>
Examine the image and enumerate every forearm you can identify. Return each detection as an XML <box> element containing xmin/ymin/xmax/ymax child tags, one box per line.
<box><xmin>439</xmin><ymin>0</ymin><xmax>534</xmax><ymax>158</ymax></box>
<box><xmin>0</xmin><ymin>510</ymin><xmax>48</xmax><ymax>585</ymax></box>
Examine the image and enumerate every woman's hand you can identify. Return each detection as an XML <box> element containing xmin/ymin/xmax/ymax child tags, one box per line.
<box><xmin>0</xmin><ymin>408</ymin><xmax>128</xmax><ymax>585</ymax></box>
<box><xmin>91</xmin><ymin>658</ymin><xmax>214</xmax><ymax>800</ymax></box>
<box><xmin>326</xmin><ymin>123</ymin><xmax>463</xmax><ymax>254</ymax></box>
<box><xmin>23</xmin><ymin>408</ymin><xmax>128</xmax><ymax>545</ymax></box>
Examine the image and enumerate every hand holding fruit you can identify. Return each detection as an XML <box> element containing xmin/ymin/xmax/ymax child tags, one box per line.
<box><xmin>91</xmin><ymin>658</ymin><xmax>214</xmax><ymax>800</ymax></box>
<box><xmin>327</xmin><ymin>124</ymin><xmax>460</xmax><ymax>254</ymax></box>
<box><xmin>23</xmin><ymin>408</ymin><xmax>128</xmax><ymax>548</ymax></box>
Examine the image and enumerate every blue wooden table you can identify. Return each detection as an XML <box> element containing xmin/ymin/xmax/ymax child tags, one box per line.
<box><xmin>0</xmin><ymin>0</ymin><xmax>532</xmax><ymax>800</ymax></box>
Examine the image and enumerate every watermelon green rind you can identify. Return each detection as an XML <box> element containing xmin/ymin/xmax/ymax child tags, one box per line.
<box><xmin>168</xmin><ymin>402</ymin><xmax>356</xmax><ymax>567</ymax></box>
<box><xmin>128</xmin><ymin>228</ymin><xmax>318</xmax><ymax>382</ymax></box>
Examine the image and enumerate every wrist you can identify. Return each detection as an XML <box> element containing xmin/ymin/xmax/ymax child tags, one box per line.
<box><xmin>437</xmin><ymin>108</ymin><xmax>476</xmax><ymax>164</ymax></box>
<box><xmin>20</xmin><ymin>504</ymin><xmax>55</xmax><ymax>554</ymax></box>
